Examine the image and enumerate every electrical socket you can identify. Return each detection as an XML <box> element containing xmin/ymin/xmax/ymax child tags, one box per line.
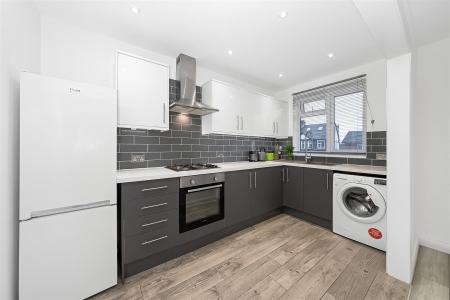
<box><xmin>376</xmin><ymin>153</ymin><xmax>386</xmax><ymax>160</ymax></box>
<box><xmin>131</xmin><ymin>154</ymin><xmax>145</xmax><ymax>162</ymax></box>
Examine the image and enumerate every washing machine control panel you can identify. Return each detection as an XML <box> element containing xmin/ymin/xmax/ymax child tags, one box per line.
<box><xmin>374</xmin><ymin>179</ymin><xmax>386</xmax><ymax>186</ymax></box>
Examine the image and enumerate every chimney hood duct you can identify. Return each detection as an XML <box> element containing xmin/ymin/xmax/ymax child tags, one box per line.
<box><xmin>169</xmin><ymin>54</ymin><xmax>219</xmax><ymax>116</ymax></box>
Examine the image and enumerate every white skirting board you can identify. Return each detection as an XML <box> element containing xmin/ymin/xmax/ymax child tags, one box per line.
<box><xmin>419</xmin><ymin>235</ymin><xmax>450</xmax><ymax>255</ymax></box>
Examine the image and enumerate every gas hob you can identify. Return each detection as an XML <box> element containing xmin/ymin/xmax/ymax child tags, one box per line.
<box><xmin>165</xmin><ymin>163</ymin><xmax>219</xmax><ymax>172</ymax></box>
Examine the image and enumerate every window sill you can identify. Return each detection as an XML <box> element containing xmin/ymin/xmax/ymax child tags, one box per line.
<box><xmin>294</xmin><ymin>152</ymin><xmax>367</xmax><ymax>159</ymax></box>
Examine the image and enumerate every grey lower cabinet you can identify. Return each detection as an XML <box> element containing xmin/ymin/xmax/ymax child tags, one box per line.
<box><xmin>253</xmin><ymin>167</ymin><xmax>283</xmax><ymax>216</ymax></box>
<box><xmin>119</xmin><ymin>177</ymin><xmax>179</xmax><ymax>279</ymax></box>
<box><xmin>225</xmin><ymin>170</ymin><xmax>254</xmax><ymax>227</ymax></box>
<box><xmin>302</xmin><ymin>168</ymin><xmax>333</xmax><ymax>221</ymax></box>
<box><xmin>281</xmin><ymin>166</ymin><xmax>303</xmax><ymax>211</ymax></box>
<box><xmin>225</xmin><ymin>167</ymin><xmax>283</xmax><ymax>227</ymax></box>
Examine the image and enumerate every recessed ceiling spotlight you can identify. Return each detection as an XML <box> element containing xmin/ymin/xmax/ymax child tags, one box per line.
<box><xmin>131</xmin><ymin>6</ymin><xmax>140</xmax><ymax>14</ymax></box>
<box><xmin>278</xmin><ymin>73</ymin><xmax>284</xmax><ymax>78</ymax></box>
<box><xmin>328</xmin><ymin>53</ymin><xmax>334</xmax><ymax>58</ymax></box>
<box><xmin>228</xmin><ymin>49</ymin><xmax>233</xmax><ymax>56</ymax></box>
<box><xmin>279</xmin><ymin>11</ymin><xmax>288</xmax><ymax>18</ymax></box>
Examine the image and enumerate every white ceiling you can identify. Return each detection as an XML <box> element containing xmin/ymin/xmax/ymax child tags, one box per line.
<box><xmin>35</xmin><ymin>0</ymin><xmax>449</xmax><ymax>92</ymax></box>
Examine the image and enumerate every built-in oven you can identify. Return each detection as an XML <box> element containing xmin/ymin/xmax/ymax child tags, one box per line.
<box><xmin>179</xmin><ymin>173</ymin><xmax>225</xmax><ymax>233</ymax></box>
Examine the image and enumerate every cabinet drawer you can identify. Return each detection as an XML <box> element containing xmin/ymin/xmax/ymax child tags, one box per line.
<box><xmin>123</xmin><ymin>227</ymin><xmax>175</xmax><ymax>264</ymax></box>
<box><xmin>123</xmin><ymin>209</ymin><xmax>177</xmax><ymax>237</ymax></box>
<box><xmin>121</xmin><ymin>178</ymin><xmax>179</xmax><ymax>201</ymax></box>
<box><xmin>123</xmin><ymin>192</ymin><xmax>178</xmax><ymax>218</ymax></box>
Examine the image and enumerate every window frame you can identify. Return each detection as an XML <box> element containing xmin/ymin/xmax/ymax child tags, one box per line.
<box><xmin>316</xmin><ymin>139</ymin><xmax>325</xmax><ymax>150</ymax></box>
<box><xmin>294</xmin><ymin>77</ymin><xmax>367</xmax><ymax>156</ymax></box>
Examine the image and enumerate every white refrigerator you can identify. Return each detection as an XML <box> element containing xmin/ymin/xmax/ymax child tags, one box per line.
<box><xmin>19</xmin><ymin>73</ymin><xmax>117</xmax><ymax>300</ymax></box>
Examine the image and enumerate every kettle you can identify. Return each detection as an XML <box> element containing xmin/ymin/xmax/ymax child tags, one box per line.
<box><xmin>258</xmin><ymin>151</ymin><xmax>266</xmax><ymax>161</ymax></box>
<box><xmin>248</xmin><ymin>151</ymin><xmax>258</xmax><ymax>162</ymax></box>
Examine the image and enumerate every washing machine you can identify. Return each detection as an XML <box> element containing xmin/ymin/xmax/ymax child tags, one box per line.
<box><xmin>333</xmin><ymin>173</ymin><xmax>387</xmax><ymax>251</ymax></box>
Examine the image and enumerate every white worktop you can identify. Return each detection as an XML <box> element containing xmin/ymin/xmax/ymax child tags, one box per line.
<box><xmin>116</xmin><ymin>160</ymin><xmax>386</xmax><ymax>183</ymax></box>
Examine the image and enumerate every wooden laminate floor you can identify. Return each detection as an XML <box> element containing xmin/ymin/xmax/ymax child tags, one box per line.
<box><xmin>410</xmin><ymin>246</ymin><xmax>450</xmax><ymax>300</ymax></box>
<box><xmin>91</xmin><ymin>214</ymin><xmax>409</xmax><ymax>300</ymax></box>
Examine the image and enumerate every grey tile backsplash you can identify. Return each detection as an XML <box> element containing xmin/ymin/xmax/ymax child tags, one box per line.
<box><xmin>290</xmin><ymin>131</ymin><xmax>387</xmax><ymax>167</ymax></box>
<box><xmin>117</xmin><ymin>113</ymin><xmax>290</xmax><ymax>169</ymax></box>
<box><xmin>117</xmin><ymin>80</ymin><xmax>387</xmax><ymax>169</ymax></box>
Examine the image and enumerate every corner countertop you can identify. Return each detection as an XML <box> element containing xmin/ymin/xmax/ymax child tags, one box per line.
<box><xmin>116</xmin><ymin>160</ymin><xmax>386</xmax><ymax>183</ymax></box>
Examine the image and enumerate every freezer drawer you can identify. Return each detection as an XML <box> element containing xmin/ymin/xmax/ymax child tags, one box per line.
<box><xmin>19</xmin><ymin>205</ymin><xmax>117</xmax><ymax>300</ymax></box>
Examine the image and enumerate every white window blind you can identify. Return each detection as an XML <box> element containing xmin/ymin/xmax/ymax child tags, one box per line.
<box><xmin>293</xmin><ymin>75</ymin><xmax>367</xmax><ymax>154</ymax></box>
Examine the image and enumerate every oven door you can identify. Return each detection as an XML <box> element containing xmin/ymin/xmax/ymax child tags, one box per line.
<box><xmin>179</xmin><ymin>183</ymin><xmax>224</xmax><ymax>233</ymax></box>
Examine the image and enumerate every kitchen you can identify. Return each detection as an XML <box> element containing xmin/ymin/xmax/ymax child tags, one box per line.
<box><xmin>1</xmin><ymin>1</ymin><xmax>449</xmax><ymax>300</ymax></box>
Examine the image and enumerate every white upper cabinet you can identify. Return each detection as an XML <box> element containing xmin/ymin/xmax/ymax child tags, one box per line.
<box><xmin>271</xmin><ymin>99</ymin><xmax>289</xmax><ymax>138</ymax></box>
<box><xmin>116</xmin><ymin>52</ymin><xmax>169</xmax><ymax>130</ymax></box>
<box><xmin>202</xmin><ymin>80</ymin><xmax>240</xmax><ymax>135</ymax></box>
<box><xmin>202</xmin><ymin>80</ymin><xmax>288</xmax><ymax>138</ymax></box>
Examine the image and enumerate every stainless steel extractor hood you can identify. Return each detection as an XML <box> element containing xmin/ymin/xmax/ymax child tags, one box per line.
<box><xmin>169</xmin><ymin>54</ymin><xmax>219</xmax><ymax>116</ymax></box>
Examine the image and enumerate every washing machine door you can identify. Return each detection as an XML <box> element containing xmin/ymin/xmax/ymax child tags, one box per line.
<box><xmin>337</xmin><ymin>182</ymin><xmax>386</xmax><ymax>224</ymax></box>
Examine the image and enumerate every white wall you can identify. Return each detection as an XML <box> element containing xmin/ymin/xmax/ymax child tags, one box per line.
<box><xmin>385</xmin><ymin>53</ymin><xmax>413</xmax><ymax>283</ymax></box>
<box><xmin>275</xmin><ymin>59</ymin><xmax>387</xmax><ymax>135</ymax></box>
<box><xmin>412</xmin><ymin>38</ymin><xmax>450</xmax><ymax>254</ymax></box>
<box><xmin>409</xmin><ymin>47</ymin><xmax>419</xmax><ymax>279</ymax></box>
<box><xmin>197</xmin><ymin>66</ymin><xmax>274</xmax><ymax>96</ymax></box>
<box><xmin>41</xmin><ymin>16</ymin><xmax>175</xmax><ymax>88</ymax></box>
<box><xmin>41</xmin><ymin>16</ymin><xmax>271</xmax><ymax>96</ymax></box>
<box><xmin>0</xmin><ymin>1</ymin><xmax>41</xmax><ymax>299</ymax></box>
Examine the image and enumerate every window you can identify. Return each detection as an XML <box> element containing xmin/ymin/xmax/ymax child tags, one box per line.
<box><xmin>303</xmin><ymin>100</ymin><xmax>325</xmax><ymax>112</ymax></box>
<box><xmin>334</xmin><ymin>92</ymin><xmax>365</xmax><ymax>152</ymax></box>
<box><xmin>317</xmin><ymin>140</ymin><xmax>325</xmax><ymax>150</ymax></box>
<box><xmin>300</xmin><ymin>140</ymin><xmax>306</xmax><ymax>150</ymax></box>
<box><xmin>293</xmin><ymin>76</ymin><xmax>367</xmax><ymax>154</ymax></box>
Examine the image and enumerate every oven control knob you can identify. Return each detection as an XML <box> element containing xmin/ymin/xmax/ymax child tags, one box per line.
<box><xmin>190</xmin><ymin>179</ymin><xmax>196</xmax><ymax>185</ymax></box>
<box><xmin>213</xmin><ymin>176</ymin><xmax>218</xmax><ymax>181</ymax></box>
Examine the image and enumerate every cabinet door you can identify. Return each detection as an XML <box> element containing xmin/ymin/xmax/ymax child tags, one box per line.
<box><xmin>242</xmin><ymin>93</ymin><xmax>266</xmax><ymax>137</ymax></box>
<box><xmin>275</xmin><ymin>101</ymin><xmax>289</xmax><ymax>137</ymax></box>
<box><xmin>117</xmin><ymin>52</ymin><xmax>169</xmax><ymax>130</ymax></box>
<box><xmin>303</xmin><ymin>168</ymin><xmax>333</xmax><ymax>221</ymax></box>
<box><xmin>282</xmin><ymin>167</ymin><xmax>303</xmax><ymax>211</ymax></box>
<box><xmin>225</xmin><ymin>170</ymin><xmax>254</xmax><ymax>226</ymax></box>
<box><xmin>253</xmin><ymin>167</ymin><xmax>283</xmax><ymax>216</ymax></box>
<box><xmin>260</xmin><ymin>95</ymin><xmax>277</xmax><ymax>137</ymax></box>
<box><xmin>210</xmin><ymin>81</ymin><xmax>241</xmax><ymax>134</ymax></box>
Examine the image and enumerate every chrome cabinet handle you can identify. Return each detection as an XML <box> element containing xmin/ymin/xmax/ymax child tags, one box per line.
<box><xmin>276</xmin><ymin>122</ymin><xmax>279</xmax><ymax>134</ymax></box>
<box><xmin>141</xmin><ymin>202</ymin><xmax>168</xmax><ymax>210</ymax></box>
<box><xmin>240</xmin><ymin>116</ymin><xmax>243</xmax><ymax>130</ymax></box>
<box><xmin>326</xmin><ymin>173</ymin><xmax>329</xmax><ymax>190</ymax></box>
<box><xmin>286</xmin><ymin>168</ymin><xmax>289</xmax><ymax>182</ymax></box>
<box><xmin>237</xmin><ymin>115</ymin><xmax>240</xmax><ymax>130</ymax></box>
<box><xmin>282</xmin><ymin>168</ymin><xmax>285</xmax><ymax>182</ymax></box>
<box><xmin>249</xmin><ymin>172</ymin><xmax>252</xmax><ymax>189</ymax></box>
<box><xmin>141</xmin><ymin>235</ymin><xmax>168</xmax><ymax>246</ymax></box>
<box><xmin>254</xmin><ymin>172</ymin><xmax>257</xmax><ymax>189</ymax></box>
<box><xmin>141</xmin><ymin>185</ymin><xmax>168</xmax><ymax>192</ymax></box>
<box><xmin>273</xmin><ymin>122</ymin><xmax>275</xmax><ymax>133</ymax></box>
<box><xmin>141</xmin><ymin>219</ymin><xmax>168</xmax><ymax>227</ymax></box>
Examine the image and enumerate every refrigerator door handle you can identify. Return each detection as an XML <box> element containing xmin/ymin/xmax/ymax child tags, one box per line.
<box><xmin>29</xmin><ymin>200</ymin><xmax>112</xmax><ymax>219</ymax></box>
